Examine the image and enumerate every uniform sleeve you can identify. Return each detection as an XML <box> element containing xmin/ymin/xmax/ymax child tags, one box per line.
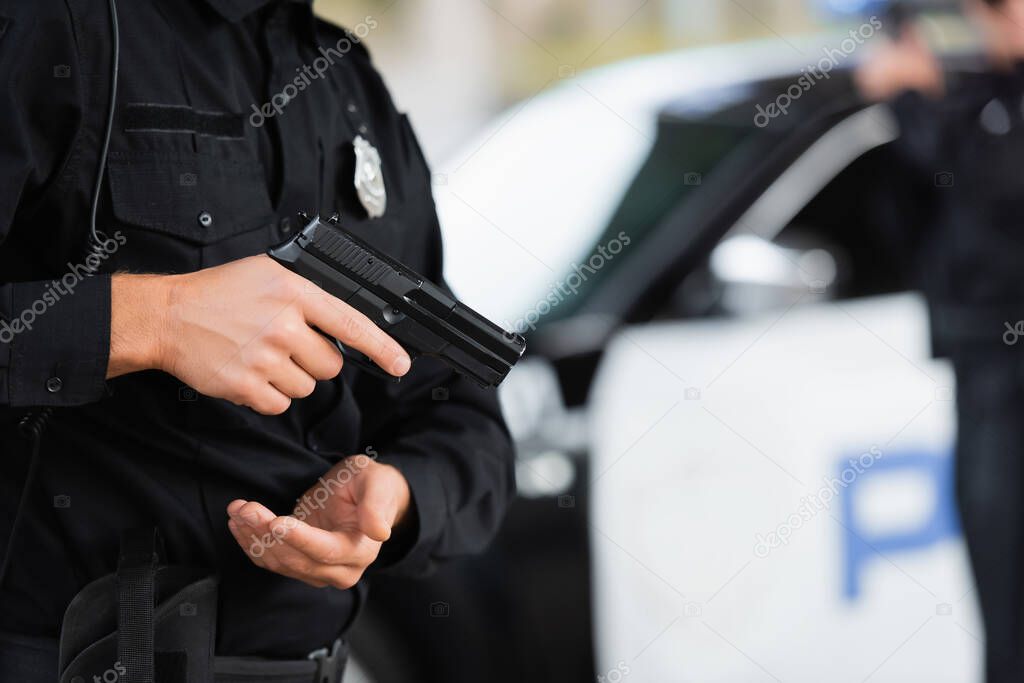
<box><xmin>359</xmin><ymin>206</ymin><xmax>515</xmax><ymax>578</ymax></box>
<box><xmin>889</xmin><ymin>90</ymin><xmax>944</xmax><ymax>175</ymax></box>
<box><xmin>0</xmin><ymin>3</ymin><xmax>111</xmax><ymax>407</ymax></box>
<box><xmin>861</xmin><ymin>90</ymin><xmax>945</xmax><ymax>272</ymax></box>
<box><xmin>367</xmin><ymin>360</ymin><xmax>516</xmax><ymax>578</ymax></box>
<box><xmin>338</xmin><ymin>43</ymin><xmax>515</xmax><ymax>576</ymax></box>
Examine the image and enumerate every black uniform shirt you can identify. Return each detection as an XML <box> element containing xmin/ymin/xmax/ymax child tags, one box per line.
<box><xmin>0</xmin><ymin>0</ymin><xmax>514</xmax><ymax>657</ymax></box>
<box><xmin>882</xmin><ymin>62</ymin><xmax>1024</xmax><ymax>356</ymax></box>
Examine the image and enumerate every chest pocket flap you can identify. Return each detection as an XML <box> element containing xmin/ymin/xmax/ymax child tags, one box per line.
<box><xmin>107</xmin><ymin>153</ymin><xmax>274</xmax><ymax>245</ymax></box>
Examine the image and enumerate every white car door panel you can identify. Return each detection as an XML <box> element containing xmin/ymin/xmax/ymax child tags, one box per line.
<box><xmin>589</xmin><ymin>293</ymin><xmax>980</xmax><ymax>683</ymax></box>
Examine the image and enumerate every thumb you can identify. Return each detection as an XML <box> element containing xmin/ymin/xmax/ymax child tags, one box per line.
<box><xmin>356</xmin><ymin>468</ymin><xmax>395</xmax><ymax>542</ymax></box>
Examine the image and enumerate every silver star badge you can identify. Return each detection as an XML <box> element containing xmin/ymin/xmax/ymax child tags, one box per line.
<box><xmin>353</xmin><ymin>135</ymin><xmax>387</xmax><ymax>219</ymax></box>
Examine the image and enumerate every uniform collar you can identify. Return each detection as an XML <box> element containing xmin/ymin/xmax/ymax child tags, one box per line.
<box><xmin>202</xmin><ymin>0</ymin><xmax>311</xmax><ymax>23</ymax></box>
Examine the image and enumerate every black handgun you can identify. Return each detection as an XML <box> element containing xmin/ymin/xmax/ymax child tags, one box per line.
<box><xmin>268</xmin><ymin>214</ymin><xmax>526</xmax><ymax>388</ymax></box>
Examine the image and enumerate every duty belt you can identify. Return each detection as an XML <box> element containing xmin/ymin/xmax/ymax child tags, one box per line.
<box><xmin>0</xmin><ymin>635</ymin><xmax>348</xmax><ymax>683</ymax></box>
<box><xmin>213</xmin><ymin>640</ymin><xmax>348</xmax><ymax>683</ymax></box>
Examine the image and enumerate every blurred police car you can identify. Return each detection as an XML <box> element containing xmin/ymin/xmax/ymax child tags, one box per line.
<box><xmin>349</xmin><ymin>10</ymin><xmax>986</xmax><ymax>682</ymax></box>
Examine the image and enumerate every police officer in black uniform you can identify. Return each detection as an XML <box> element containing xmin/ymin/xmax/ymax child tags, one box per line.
<box><xmin>0</xmin><ymin>0</ymin><xmax>514</xmax><ymax>680</ymax></box>
<box><xmin>858</xmin><ymin>0</ymin><xmax>1024</xmax><ymax>680</ymax></box>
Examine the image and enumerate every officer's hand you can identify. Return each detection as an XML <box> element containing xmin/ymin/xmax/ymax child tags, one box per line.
<box><xmin>855</xmin><ymin>29</ymin><xmax>944</xmax><ymax>101</ymax></box>
<box><xmin>108</xmin><ymin>255</ymin><xmax>410</xmax><ymax>415</ymax></box>
<box><xmin>225</xmin><ymin>456</ymin><xmax>412</xmax><ymax>589</ymax></box>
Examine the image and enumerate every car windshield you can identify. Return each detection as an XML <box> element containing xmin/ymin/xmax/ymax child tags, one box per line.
<box><xmin>538</xmin><ymin>116</ymin><xmax>755</xmax><ymax>326</ymax></box>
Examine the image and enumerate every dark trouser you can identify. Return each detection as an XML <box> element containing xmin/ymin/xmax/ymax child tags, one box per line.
<box><xmin>954</xmin><ymin>354</ymin><xmax>1024</xmax><ymax>683</ymax></box>
<box><xmin>0</xmin><ymin>632</ymin><xmax>57</xmax><ymax>682</ymax></box>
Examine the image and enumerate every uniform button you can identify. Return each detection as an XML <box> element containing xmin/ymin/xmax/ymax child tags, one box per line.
<box><xmin>280</xmin><ymin>216</ymin><xmax>292</xmax><ymax>234</ymax></box>
<box><xmin>198</xmin><ymin>211</ymin><xmax>213</xmax><ymax>228</ymax></box>
<box><xmin>347</xmin><ymin>102</ymin><xmax>358</xmax><ymax>114</ymax></box>
<box><xmin>46</xmin><ymin>377</ymin><xmax>63</xmax><ymax>393</ymax></box>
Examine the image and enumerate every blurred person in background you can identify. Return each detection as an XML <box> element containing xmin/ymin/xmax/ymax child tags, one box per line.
<box><xmin>858</xmin><ymin>0</ymin><xmax>1024</xmax><ymax>680</ymax></box>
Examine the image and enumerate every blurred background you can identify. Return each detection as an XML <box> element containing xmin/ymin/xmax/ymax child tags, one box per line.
<box><xmin>312</xmin><ymin>0</ymin><xmax>992</xmax><ymax>681</ymax></box>
<box><xmin>316</xmin><ymin>0</ymin><xmax>972</xmax><ymax>163</ymax></box>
